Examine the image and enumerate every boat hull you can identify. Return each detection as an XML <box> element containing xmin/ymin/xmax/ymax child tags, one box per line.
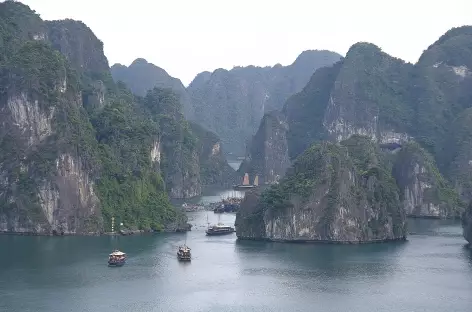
<box><xmin>177</xmin><ymin>253</ymin><xmax>191</xmax><ymax>261</ymax></box>
<box><xmin>108</xmin><ymin>260</ymin><xmax>126</xmax><ymax>267</ymax></box>
<box><xmin>233</xmin><ymin>185</ymin><xmax>255</xmax><ymax>190</ymax></box>
<box><xmin>205</xmin><ymin>230</ymin><xmax>235</xmax><ymax>236</ymax></box>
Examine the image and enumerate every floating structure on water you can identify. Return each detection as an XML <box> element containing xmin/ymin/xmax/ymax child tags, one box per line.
<box><xmin>108</xmin><ymin>250</ymin><xmax>126</xmax><ymax>266</ymax></box>
<box><xmin>177</xmin><ymin>245</ymin><xmax>191</xmax><ymax>261</ymax></box>
<box><xmin>213</xmin><ymin>197</ymin><xmax>242</xmax><ymax>213</ymax></box>
<box><xmin>206</xmin><ymin>222</ymin><xmax>236</xmax><ymax>236</ymax></box>
<box><xmin>233</xmin><ymin>173</ymin><xmax>258</xmax><ymax>190</ymax></box>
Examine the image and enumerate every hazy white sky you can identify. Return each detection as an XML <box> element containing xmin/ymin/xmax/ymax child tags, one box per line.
<box><xmin>13</xmin><ymin>0</ymin><xmax>472</xmax><ymax>85</ymax></box>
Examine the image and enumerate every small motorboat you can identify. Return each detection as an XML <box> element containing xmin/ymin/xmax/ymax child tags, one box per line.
<box><xmin>177</xmin><ymin>245</ymin><xmax>191</xmax><ymax>261</ymax></box>
<box><xmin>108</xmin><ymin>250</ymin><xmax>126</xmax><ymax>266</ymax></box>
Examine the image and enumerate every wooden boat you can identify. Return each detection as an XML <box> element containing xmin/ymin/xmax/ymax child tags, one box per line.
<box><xmin>233</xmin><ymin>173</ymin><xmax>258</xmax><ymax>190</ymax></box>
<box><xmin>177</xmin><ymin>245</ymin><xmax>191</xmax><ymax>261</ymax></box>
<box><xmin>108</xmin><ymin>250</ymin><xmax>126</xmax><ymax>266</ymax></box>
<box><xmin>205</xmin><ymin>223</ymin><xmax>235</xmax><ymax>236</ymax></box>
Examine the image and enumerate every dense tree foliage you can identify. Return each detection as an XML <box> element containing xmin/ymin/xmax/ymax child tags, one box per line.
<box><xmin>0</xmin><ymin>1</ymin><xmax>187</xmax><ymax>232</ymax></box>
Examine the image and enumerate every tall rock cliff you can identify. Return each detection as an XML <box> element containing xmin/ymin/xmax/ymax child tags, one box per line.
<box><xmin>0</xmin><ymin>2</ymin><xmax>102</xmax><ymax>233</ymax></box>
<box><xmin>238</xmin><ymin>111</ymin><xmax>290</xmax><ymax>185</ymax></box>
<box><xmin>462</xmin><ymin>202</ymin><xmax>472</xmax><ymax>246</ymax></box>
<box><xmin>0</xmin><ymin>2</ymin><xmax>188</xmax><ymax>234</ymax></box>
<box><xmin>236</xmin><ymin>136</ymin><xmax>407</xmax><ymax>243</ymax></box>
<box><xmin>109</xmin><ymin>59</ymin><xmax>237</xmax><ymax>190</ymax></box>
<box><xmin>188</xmin><ymin>122</ymin><xmax>237</xmax><ymax>186</ymax></box>
<box><xmin>322</xmin><ymin>43</ymin><xmax>413</xmax><ymax>144</ymax></box>
<box><xmin>110</xmin><ymin>59</ymin><xmax>193</xmax><ymax>118</ymax></box>
<box><xmin>446</xmin><ymin>108</ymin><xmax>472</xmax><ymax>201</ymax></box>
<box><xmin>141</xmin><ymin>87</ymin><xmax>201</xmax><ymax>199</ymax></box>
<box><xmin>187</xmin><ymin>50</ymin><xmax>342</xmax><ymax>155</ymax></box>
<box><xmin>244</xmin><ymin>26</ymin><xmax>472</xmax><ymax>219</ymax></box>
<box><xmin>46</xmin><ymin>19</ymin><xmax>112</xmax><ymax>112</ymax></box>
<box><xmin>392</xmin><ymin>142</ymin><xmax>462</xmax><ymax>218</ymax></box>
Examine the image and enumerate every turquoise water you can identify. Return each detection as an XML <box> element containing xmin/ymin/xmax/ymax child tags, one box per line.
<box><xmin>0</xmin><ymin>215</ymin><xmax>471</xmax><ymax>312</ymax></box>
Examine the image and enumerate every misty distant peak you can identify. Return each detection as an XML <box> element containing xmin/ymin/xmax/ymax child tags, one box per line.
<box><xmin>131</xmin><ymin>58</ymin><xmax>150</xmax><ymax>66</ymax></box>
<box><xmin>292</xmin><ymin>50</ymin><xmax>342</xmax><ymax>66</ymax></box>
<box><xmin>346</xmin><ymin>42</ymin><xmax>382</xmax><ymax>55</ymax></box>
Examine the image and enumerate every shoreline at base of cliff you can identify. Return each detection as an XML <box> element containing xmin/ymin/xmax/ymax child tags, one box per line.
<box><xmin>235</xmin><ymin>236</ymin><xmax>408</xmax><ymax>244</ymax></box>
<box><xmin>0</xmin><ymin>223</ymin><xmax>192</xmax><ymax>237</ymax></box>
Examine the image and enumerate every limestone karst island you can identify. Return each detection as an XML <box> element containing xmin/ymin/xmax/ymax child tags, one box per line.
<box><xmin>0</xmin><ymin>1</ymin><xmax>471</xmax><ymax>311</ymax></box>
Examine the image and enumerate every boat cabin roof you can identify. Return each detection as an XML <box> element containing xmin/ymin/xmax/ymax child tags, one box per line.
<box><xmin>212</xmin><ymin>223</ymin><xmax>232</xmax><ymax>228</ymax></box>
<box><xmin>109</xmin><ymin>251</ymin><xmax>126</xmax><ymax>256</ymax></box>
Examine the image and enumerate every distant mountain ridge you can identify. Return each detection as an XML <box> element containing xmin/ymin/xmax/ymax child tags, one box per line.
<box><xmin>111</xmin><ymin>59</ymin><xmax>194</xmax><ymax>118</ymax></box>
<box><xmin>187</xmin><ymin>50</ymin><xmax>342</xmax><ymax>155</ymax></box>
<box><xmin>110</xmin><ymin>50</ymin><xmax>342</xmax><ymax>156</ymax></box>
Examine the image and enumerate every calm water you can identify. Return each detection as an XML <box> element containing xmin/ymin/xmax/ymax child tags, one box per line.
<box><xmin>1</xmin><ymin>214</ymin><xmax>471</xmax><ymax>312</ymax></box>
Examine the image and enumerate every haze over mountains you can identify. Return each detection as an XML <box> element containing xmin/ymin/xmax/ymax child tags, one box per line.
<box><xmin>111</xmin><ymin>50</ymin><xmax>342</xmax><ymax>155</ymax></box>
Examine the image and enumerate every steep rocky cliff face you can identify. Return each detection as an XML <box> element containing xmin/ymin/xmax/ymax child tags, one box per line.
<box><xmin>189</xmin><ymin>122</ymin><xmax>237</xmax><ymax>186</ymax></box>
<box><xmin>111</xmin><ymin>59</ymin><xmax>193</xmax><ymax>118</ymax></box>
<box><xmin>0</xmin><ymin>2</ymin><xmax>188</xmax><ymax>234</ymax></box>
<box><xmin>141</xmin><ymin>88</ymin><xmax>201</xmax><ymax>199</ymax></box>
<box><xmin>238</xmin><ymin>111</ymin><xmax>290</xmax><ymax>185</ymax></box>
<box><xmin>187</xmin><ymin>50</ymin><xmax>342</xmax><ymax>155</ymax></box>
<box><xmin>109</xmin><ymin>59</ymin><xmax>237</xmax><ymax>191</ymax></box>
<box><xmin>46</xmin><ymin>19</ymin><xmax>112</xmax><ymax>112</ymax></box>
<box><xmin>462</xmin><ymin>202</ymin><xmax>472</xmax><ymax>246</ymax></box>
<box><xmin>392</xmin><ymin>142</ymin><xmax>462</xmax><ymax>218</ymax></box>
<box><xmin>244</xmin><ymin>26</ymin><xmax>472</xmax><ymax>220</ymax></box>
<box><xmin>322</xmin><ymin>43</ymin><xmax>413</xmax><ymax>144</ymax></box>
<box><xmin>447</xmin><ymin>108</ymin><xmax>472</xmax><ymax>201</ymax></box>
<box><xmin>0</xmin><ymin>3</ymin><xmax>101</xmax><ymax>233</ymax></box>
<box><xmin>46</xmin><ymin>19</ymin><xmax>110</xmax><ymax>77</ymax></box>
<box><xmin>236</xmin><ymin>136</ymin><xmax>407</xmax><ymax>242</ymax></box>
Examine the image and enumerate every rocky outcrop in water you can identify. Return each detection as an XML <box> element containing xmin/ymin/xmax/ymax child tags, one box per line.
<box><xmin>0</xmin><ymin>5</ymin><xmax>102</xmax><ymax>234</ymax></box>
<box><xmin>0</xmin><ymin>2</ymin><xmax>188</xmax><ymax>234</ymax></box>
<box><xmin>244</xmin><ymin>26</ymin><xmax>472</xmax><ymax>219</ymax></box>
<box><xmin>392</xmin><ymin>142</ymin><xmax>462</xmax><ymax>218</ymax></box>
<box><xmin>236</xmin><ymin>136</ymin><xmax>407</xmax><ymax>243</ymax></box>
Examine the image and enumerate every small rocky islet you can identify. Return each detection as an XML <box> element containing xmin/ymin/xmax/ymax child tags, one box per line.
<box><xmin>0</xmin><ymin>1</ymin><xmax>472</xmax><ymax>247</ymax></box>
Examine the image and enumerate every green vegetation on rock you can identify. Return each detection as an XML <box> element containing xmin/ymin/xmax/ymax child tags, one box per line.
<box><xmin>110</xmin><ymin>59</ymin><xmax>193</xmax><ymax>118</ymax></box>
<box><xmin>187</xmin><ymin>50</ymin><xmax>342</xmax><ymax>155</ymax></box>
<box><xmin>189</xmin><ymin>122</ymin><xmax>236</xmax><ymax>186</ymax></box>
<box><xmin>245</xmin><ymin>25</ymin><xmax>472</xmax><ymax>222</ymax></box>
<box><xmin>237</xmin><ymin>135</ymin><xmax>406</xmax><ymax>242</ymax></box>
<box><xmin>283</xmin><ymin>62</ymin><xmax>342</xmax><ymax>159</ymax></box>
<box><xmin>0</xmin><ymin>2</ymin><xmax>188</xmax><ymax>233</ymax></box>
<box><xmin>392</xmin><ymin>142</ymin><xmax>464</xmax><ymax>218</ymax></box>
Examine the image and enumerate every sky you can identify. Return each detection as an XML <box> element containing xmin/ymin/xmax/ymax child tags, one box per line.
<box><xmin>12</xmin><ymin>0</ymin><xmax>472</xmax><ymax>86</ymax></box>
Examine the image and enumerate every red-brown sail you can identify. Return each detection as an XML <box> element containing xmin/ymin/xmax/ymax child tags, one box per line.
<box><xmin>242</xmin><ymin>173</ymin><xmax>250</xmax><ymax>185</ymax></box>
